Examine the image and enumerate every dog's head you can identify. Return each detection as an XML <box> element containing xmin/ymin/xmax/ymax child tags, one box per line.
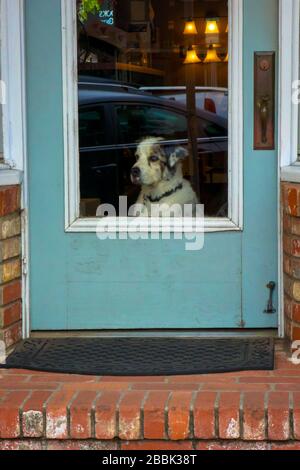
<box><xmin>131</xmin><ymin>137</ymin><xmax>188</xmax><ymax>186</ymax></box>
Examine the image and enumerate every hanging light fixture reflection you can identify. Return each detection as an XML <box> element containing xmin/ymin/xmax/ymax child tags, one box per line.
<box><xmin>183</xmin><ymin>46</ymin><xmax>201</xmax><ymax>64</ymax></box>
<box><xmin>224</xmin><ymin>52</ymin><xmax>229</xmax><ymax>62</ymax></box>
<box><xmin>203</xmin><ymin>45</ymin><xmax>221</xmax><ymax>63</ymax></box>
<box><xmin>205</xmin><ymin>19</ymin><xmax>220</xmax><ymax>34</ymax></box>
<box><xmin>183</xmin><ymin>18</ymin><xmax>198</xmax><ymax>35</ymax></box>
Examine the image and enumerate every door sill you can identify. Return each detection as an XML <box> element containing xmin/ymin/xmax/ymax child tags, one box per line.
<box><xmin>30</xmin><ymin>329</ymin><xmax>279</xmax><ymax>339</ymax></box>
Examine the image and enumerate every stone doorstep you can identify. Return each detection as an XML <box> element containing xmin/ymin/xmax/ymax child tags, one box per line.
<box><xmin>0</xmin><ymin>349</ymin><xmax>299</xmax><ymax>446</ymax></box>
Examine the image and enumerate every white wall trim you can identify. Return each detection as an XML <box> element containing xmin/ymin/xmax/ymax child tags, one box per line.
<box><xmin>1</xmin><ymin>0</ymin><xmax>27</xmax><ymax>172</ymax></box>
<box><xmin>1</xmin><ymin>0</ymin><xmax>30</xmax><ymax>338</ymax></box>
<box><xmin>281</xmin><ymin>164</ymin><xmax>300</xmax><ymax>183</ymax></box>
<box><xmin>62</xmin><ymin>0</ymin><xmax>243</xmax><ymax>232</ymax></box>
<box><xmin>0</xmin><ymin>169</ymin><xmax>23</xmax><ymax>186</ymax></box>
<box><xmin>278</xmin><ymin>0</ymin><xmax>300</xmax><ymax>337</ymax></box>
<box><xmin>278</xmin><ymin>0</ymin><xmax>300</xmax><ymax>169</ymax></box>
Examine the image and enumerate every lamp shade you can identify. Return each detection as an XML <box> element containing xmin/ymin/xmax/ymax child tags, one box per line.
<box><xmin>205</xmin><ymin>19</ymin><xmax>220</xmax><ymax>34</ymax></box>
<box><xmin>203</xmin><ymin>45</ymin><xmax>221</xmax><ymax>63</ymax></box>
<box><xmin>183</xmin><ymin>19</ymin><xmax>198</xmax><ymax>35</ymax></box>
<box><xmin>183</xmin><ymin>46</ymin><xmax>201</xmax><ymax>65</ymax></box>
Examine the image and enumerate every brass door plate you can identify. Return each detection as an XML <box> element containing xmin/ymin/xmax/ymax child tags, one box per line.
<box><xmin>254</xmin><ymin>52</ymin><xmax>275</xmax><ymax>150</ymax></box>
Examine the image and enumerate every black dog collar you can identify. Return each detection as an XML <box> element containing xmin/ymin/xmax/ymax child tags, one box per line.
<box><xmin>144</xmin><ymin>183</ymin><xmax>183</xmax><ymax>204</ymax></box>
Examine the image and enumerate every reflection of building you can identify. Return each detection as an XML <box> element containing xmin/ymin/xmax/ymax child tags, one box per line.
<box><xmin>78</xmin><ymin>0</ymin><xmax>228</xmax><ymax>87</ymax></box>
<box><xmin>99</xmin><ymin>0</ymin><xmax>115</xmax><ymax>25</ymax></box>
<box><xmin>78</xmin><ymin>1</ymin><xmax>163</xmax><ymax>84</ymax></box>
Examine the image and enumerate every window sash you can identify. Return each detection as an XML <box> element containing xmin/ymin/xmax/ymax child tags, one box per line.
<box><xmin>62</xmin><ymin>0</ymin><xmax>244</xmax><ymax>232</ymax></box>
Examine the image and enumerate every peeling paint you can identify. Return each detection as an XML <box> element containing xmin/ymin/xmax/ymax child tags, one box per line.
<box><xmin>207</xmin><ymin>441</ymin><xmax>271</xmax><ymax>451</ymax></box>
<box><xmin>23</xmin><ymin>410</ymin><xmax>43</xmax><ymax>437</ymax></box>
<box><xmin>226</xmin><ymin>418</ymin><xmax>239</xmax><ymax>439</ymax></box>
<box><xmin>46</xmin><ymin>414</ymin><xmax>67</xmax><ymax>439</ymax></box>
<box><xmin>75</xmin><ymin>423</ymin><xmax>85</xmax><ymax>435</ymax></box>
<box><xmin>119</xmin><ymin>415</ymin><xmax>140</xmax><ymax>440</ymax></box>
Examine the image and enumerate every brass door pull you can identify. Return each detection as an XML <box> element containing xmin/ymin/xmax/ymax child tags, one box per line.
<box><xmin>254</xmin><ymin>52</ymin><xmax>275</xmax><ymax>150</ymax></box>
<box><xmin>257</xmin><ymin>95</ymin><xmax>270</xmax><ymax>144</ymax></box>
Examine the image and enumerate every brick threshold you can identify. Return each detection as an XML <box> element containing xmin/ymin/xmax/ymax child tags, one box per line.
<box><xmin>1</xmin><ymin>439</ymin><xmax>300</xmax><ymax>451</ymax></box>
<box><xmin>0</xmin><ymin>345</ymin><xmax>300</xmax><ymax>449</ymax></box>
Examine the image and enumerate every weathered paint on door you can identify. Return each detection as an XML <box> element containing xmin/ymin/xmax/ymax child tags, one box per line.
<box><xmin>26</xmin><ymin>0</ymin><xmax>278</xmax><ymax>330</ymax></box>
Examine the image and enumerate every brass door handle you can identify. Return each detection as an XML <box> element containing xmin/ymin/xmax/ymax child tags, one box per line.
<box><xmin>254</xmin><ymin>52</ymin><xmax>275</xmax><ymax>150</ymax></box>
<box><xmin>257</xmin><ymin>95</ymin><xmax>270</xmax><ymax>144</ymax></box>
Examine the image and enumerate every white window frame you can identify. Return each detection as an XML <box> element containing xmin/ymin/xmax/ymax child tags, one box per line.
<box><xmin>62</xmin><ymin>0</ymin><xmax>243</xmax><ymax>233</ymax></box>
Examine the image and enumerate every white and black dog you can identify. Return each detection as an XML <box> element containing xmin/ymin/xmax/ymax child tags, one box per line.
<box><xmin>130</xmin><ymin>137</ymin><xmax>198</xmax><ymax>216</ymax></box>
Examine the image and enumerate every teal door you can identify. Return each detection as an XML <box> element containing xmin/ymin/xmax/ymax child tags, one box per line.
<box><xmin>26</xmin><ymin>0</ymin><xmax>278</xmax><ymax>331</ymax></box>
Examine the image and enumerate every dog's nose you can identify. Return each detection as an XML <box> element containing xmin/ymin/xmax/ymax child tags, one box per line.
<box><xmin>131</xmin><ymin>167</ymin><xmax>141</xmax><ymax>178</ymax></box>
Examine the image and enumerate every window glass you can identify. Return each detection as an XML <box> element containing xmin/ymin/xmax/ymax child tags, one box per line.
<box><xmin>79</xmin><ymin>107</ymin><xmax>107</xmax><ymax>147</ymax></box>
<box><xmin>116</xmin><ymin>105</ymin><xmax>188</xmax><ymax>144</ymax></box>
<box><xmin>77</xmin><ymin>0</ymin><xmax>229</xmax><ymax>217</ymax></box>
<box><xmin>199</xmin><ymin>118</ymin><xmax>227</xmax><ymax>138</ymax></box>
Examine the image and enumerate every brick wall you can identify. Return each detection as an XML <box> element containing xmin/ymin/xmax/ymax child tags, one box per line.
<box><xmin>282</xmin><ymin>182</ymin><xmax>300</xmax><ymax>342</ymax></box>
<box><xmin>0</xmin><ymin>185</ymin><xmax>22</xmax><ymax>354</ymax></box>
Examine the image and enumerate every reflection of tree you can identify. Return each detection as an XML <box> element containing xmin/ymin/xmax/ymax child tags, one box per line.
<box><xmin>77</xmin><ymin>1</ymin><xmax>102</xmax><ymax>64</ymax></box>
<box><xmin>77</xmin><ymin>0</ymin><xmax>119</xmax><ymax>66</ymax></box>
<box><xmin>77</xmin><ymin>0</ymin><xmax>102</xmax><ymax>23</ymax></box>
<box><xmin>77</xmin><ymin>18</ymin><xmax>90</xmax><ymax>65</ymax></box>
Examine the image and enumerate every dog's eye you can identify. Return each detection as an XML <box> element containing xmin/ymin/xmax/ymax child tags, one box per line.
<box><xmin>149</xmin><ymin>155</ymin><xmax>159</xmax><ymax>162</ymax></box>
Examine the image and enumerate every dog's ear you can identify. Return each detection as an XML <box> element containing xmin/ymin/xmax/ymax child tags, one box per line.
<box><xmin>166</xmin><ymin>146</ymin><xmax>188</xmax><ymax>168</ymax></box>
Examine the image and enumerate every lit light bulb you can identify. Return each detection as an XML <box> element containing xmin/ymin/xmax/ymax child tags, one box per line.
<box><xmin>203</xmin><ymin>45</ymin><xmax>221</xmax><ymax>64</ymax></box>
<box><xmin>183</xmin><ymin>46</ymin><xmax>201</xmax><ymax>65</ymax></box>
<box><xmin>183</xmin><ymin>19</ymin><xmax>198</xmax><ymax>35</ymax></box>
<box><xmin>205</xmin><ymin>19</ymin><xmax>220</xmax><ymax>35</ymax></box>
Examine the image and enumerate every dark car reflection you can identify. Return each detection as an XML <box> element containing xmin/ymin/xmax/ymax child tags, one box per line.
<box><xmin>78</xmin><ymin>78</ymin><xmax>228</xmax><ymax>218</ymax></box>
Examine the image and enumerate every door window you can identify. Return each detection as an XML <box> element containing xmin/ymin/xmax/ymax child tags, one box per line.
<box><xmin>77</xmin><ymin>0</ymin><xmax>229</xmax><ymax>218</ymax></box>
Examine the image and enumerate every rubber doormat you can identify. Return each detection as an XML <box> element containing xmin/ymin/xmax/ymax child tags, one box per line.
<box><xmin>1</xmin><ymin>337</ymin><xmax>274</xmax><ymax>376</ymax></box>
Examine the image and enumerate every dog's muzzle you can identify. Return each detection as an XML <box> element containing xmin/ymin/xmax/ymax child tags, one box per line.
<box><xmin>131</xmin><ymin>167</ymin><xmax>141</xmax><ymax>184</ymax></box>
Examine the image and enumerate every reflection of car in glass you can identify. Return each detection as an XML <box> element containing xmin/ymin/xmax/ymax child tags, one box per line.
<box><xmin>78</xmin><ymin>81</ymin><xmax>228</xmax><ymax>217</ymax></box>
<box><xmin>140</xmin><ymin>87</ymin><xmax>228</xmax><ymax>120</ymax></box>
